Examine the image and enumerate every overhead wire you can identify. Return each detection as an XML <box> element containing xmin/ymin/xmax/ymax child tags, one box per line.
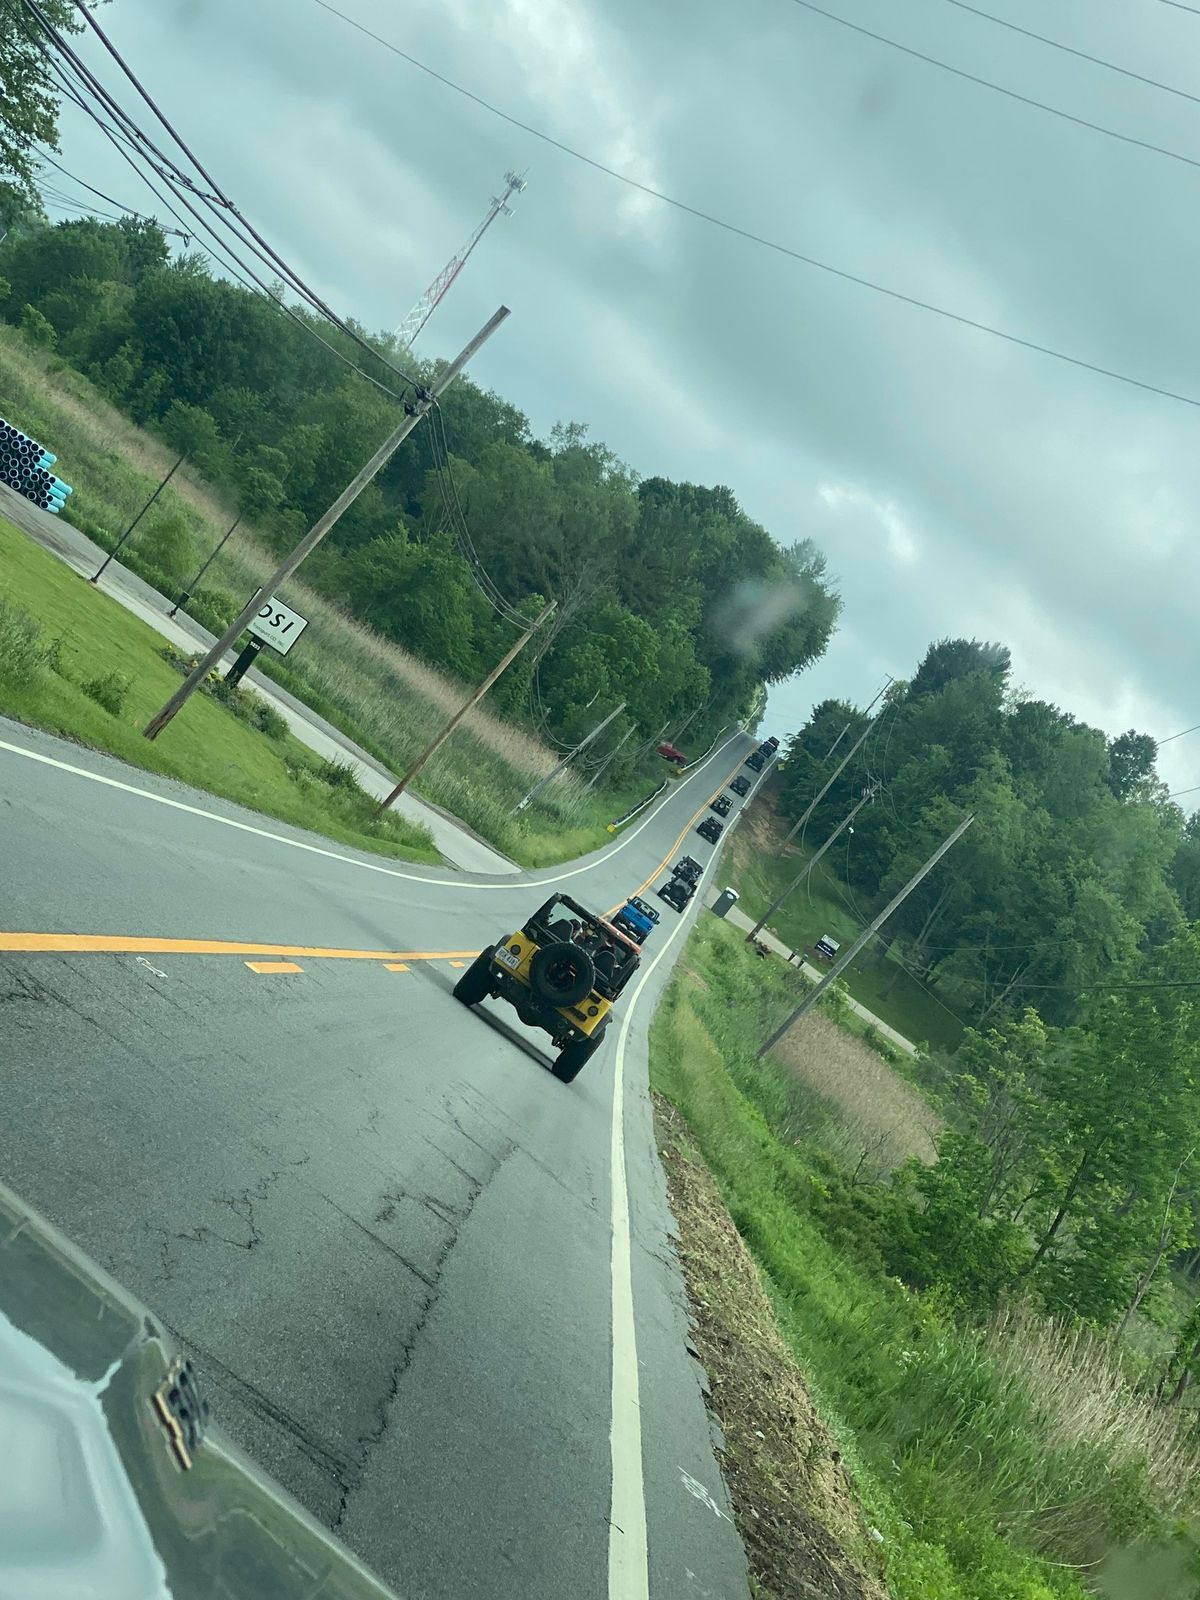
<box><xmin>937</xmin><ymin>0</ymin><xmax>1200</xmax><ymax>108</ymax></box>
<box><xmin>20</xmin><ymin>0</ymin><xmax>420</xmax><ymax>404</ymax></box>
<box><xmin>309</xmin><ymin>0</ymin><xmax>1200</xmax><ymax>414</ymax></box>
<box><xmin>64</xmin><ymin>0</ymin><xmax>422</xmax><ymax>394</ymax></box>
<box><xmin>33</xmin><ymin>147</ymin><xmax>191</xmax><ymax>238</ymax></box>
<box><xmin>27</xmin><ymin>29</ymin><xmax>416</xmax><ymax>405</ymax></box>
<box><xmin>783</xmin><ymin>0</ymin><xmax>1200</xmax><ymax>178</ymax></box>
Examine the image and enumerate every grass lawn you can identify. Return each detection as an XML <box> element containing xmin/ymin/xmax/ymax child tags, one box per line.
<box><xmin>0</xmin><ymin>516</ymin><xmax>439</xmax><ymax>864</ymax></box>
<box><xmin>729</xmin><ymin>812</ymin><xmax>964</xmax><ymax>1052</ymax></box>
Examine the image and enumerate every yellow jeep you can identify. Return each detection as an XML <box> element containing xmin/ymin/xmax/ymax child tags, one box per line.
<box><xmin>452</xmin><ymin>893</ymin><xmax>642</xmax><ymax>1083</ymax></box>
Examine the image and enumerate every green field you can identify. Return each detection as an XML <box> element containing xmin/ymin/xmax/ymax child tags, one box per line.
<box><xmin>651</xmin><ymin>918</ymin><xmax>1199</xmax><ymax>1600</ymax></box>
<box><xmin>728</xmin><ymin>814</ymin><xmax>964</xmax><ymax>1052</ymax></box>
<box><xmin>0</xmin><ymin>516</ymin><xmax>439</xmax><ymax>864</ymax></box>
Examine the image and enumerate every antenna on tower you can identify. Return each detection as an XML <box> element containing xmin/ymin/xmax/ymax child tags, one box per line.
<box><xmin>394</xmin><ymin>170</ymin><xmax>527</xmax><ymax>352</ymax></box>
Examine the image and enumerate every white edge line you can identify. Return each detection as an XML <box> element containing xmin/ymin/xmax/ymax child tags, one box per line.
<box><xmin>0</xmin><ymin>732</ymin><xmax>745</xmax><ymax>895</ymax></box>
<box><xmin>607</xmin><ymin>803</ymin><xmax>734</xmax><ymax>1599</ymax></box>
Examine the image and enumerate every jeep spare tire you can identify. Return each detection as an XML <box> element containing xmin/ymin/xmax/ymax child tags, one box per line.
<box><xmin>529</xmin><ymin>942</ymin><xmax>595</xmax><ymax>1008</ymax></box>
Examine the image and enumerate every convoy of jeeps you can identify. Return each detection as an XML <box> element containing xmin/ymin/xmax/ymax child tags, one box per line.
<box><xmin>454</xmin><ymin>732</ymin><xmax>781</xmax><ymax>1084</ymax></box>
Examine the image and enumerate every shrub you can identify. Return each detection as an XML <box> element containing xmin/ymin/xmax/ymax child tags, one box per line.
<box><xmin>0</xmin><ymin>592</ymin><xmax>49</xmax><ymax>687</ymax></box>
<box><xmin>316</xmin><ymin>755</ymin><xmax>368</xmax><ymax>796</ymax></box>
<box><xmin>187</xmin><ymin>587</ymin><xmax>239</xmax><ymax>635</ymax></box>
<box><xmin>81</xmin><ymin>670</ymin><xmax>132</xmax><ymax>716</ymax></box>
<box><xmin>19</xmin><ymin>304</ymin><xmax>56</xmax><ymax>346</ymax></box>
<box><xmin>136</xmin><ymin>510</ymin><xmax>195</xmax><ymax>588</ymax></box>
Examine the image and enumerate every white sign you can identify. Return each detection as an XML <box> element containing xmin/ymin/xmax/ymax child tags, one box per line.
<box><xmin>247</xmin><ymin>597</ymin><xmax>308</xmax><ymax>657</ymax></box>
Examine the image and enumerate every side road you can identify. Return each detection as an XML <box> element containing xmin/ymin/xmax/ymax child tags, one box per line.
<box><xmin>702</xmin><ymin>883</ymin><xmax>918</xmax><ymax>1056</ymax></box>
<box><xmin>0</xmin><ymin>481</ymin><xmax>518</xmax><ymax>875</ymax></box>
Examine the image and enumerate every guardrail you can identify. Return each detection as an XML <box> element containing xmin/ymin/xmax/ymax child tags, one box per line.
<box><xmin>679</xmin><ymin>725</ymin><xmax>730</xmax><ymax>773</ymax></box>
<box><xmin>606</xmin><ymin>779</ymin><xmax>669</xmax><ymax>833</ymax></box>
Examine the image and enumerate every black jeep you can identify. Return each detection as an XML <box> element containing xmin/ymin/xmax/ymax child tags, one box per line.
<box><xmin>674</xmin><ymin>855</ymin><xmax>703</xmax><ymax>884</ymax></box>
<box><xmin>453</xmin><ymin>894</ymin><xmax>640</xmax><ymax>1083</ymax></box>
<box><xmin>696</xmin><ymin>816</ymin><xmax>724</xmax><ymax>844</ymax></box>
<box><xmin>730</xmin><ymin>775</ymin><xmax>751</xmax><ymax>797</ymax></box>
<box><xmin>658</xmin><ymin>874</ymin><xmax>695</xmax><ymax>912</ymax></box>
<box><xmin>745</xmin><ymin>751</ymin><xmax>766</xmax><ymax>772</ymax></box>
<box><xmin>710</xmin><ymin>793</ymin><xmax>732</xmax><ymax>817</ymax></box>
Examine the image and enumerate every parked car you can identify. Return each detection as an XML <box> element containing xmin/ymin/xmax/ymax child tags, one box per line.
<box><xmin>709</xmin><ymin>793</ymin><xmax>732</xmax><ymax>817</ymax></box>
<box><xmin>730</xmin><ymin>775</ymin><xmax>752</xmax><ymax>797</ymax></box>
<box><xmin>745</xmin><ymin>751</ymin><xmax>766</xmax><ymax>772</ymax></box>
<box><xmin>696</xmin><ymin>816</ymin><xmax>724</xmax><ymax>844</ymax></box>
<box><xmin>657</xmin><ymin>742</ymin><xmax>687</xmax><ymax>767</ymax></box>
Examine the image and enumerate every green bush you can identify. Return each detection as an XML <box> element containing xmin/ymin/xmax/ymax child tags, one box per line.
<box><xmin>315</xmin><ymin>755</ymin><xmax>368</xmax><ymax>796</ymax></box>
<box><xmin>81</xmin><ymin>670</ymin><xmax>132</xmax><ymax>716</ymax></box>
<box><xmin>187</xmin><ymin>587</ymin><xmax>238</xmax><ymax>634</ymax></box>
<box><xmin>135</xmin><ymin>510</ymin><xmax>195</xmax><ymax>588</ymax></box>
<box><xmin>0</xmin><ymin>592</ymin><xmax>49</xmax><ymax>687</ymax></box>
<box><xmin>19</xmin><ymin>304</ymin><xmax>55</xmax><ymax>346</ymax></box>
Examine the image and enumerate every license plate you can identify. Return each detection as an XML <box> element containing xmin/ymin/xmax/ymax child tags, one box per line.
<box><xmin>494</xmin><ymin>947</ymin><xmax>520</xmax><ymax>970</ymax></box>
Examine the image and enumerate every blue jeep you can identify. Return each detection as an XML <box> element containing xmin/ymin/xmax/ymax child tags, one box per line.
<box><xmin>612</xmin><ymin>895</ymin><xmax>660</xmax><ymax>945</ymax></box>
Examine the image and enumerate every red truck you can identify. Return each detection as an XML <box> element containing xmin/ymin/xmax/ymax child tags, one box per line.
<box><xmin>657</xmin><ymin>742</ymin><xmax>687</xmax><ymax>767</ymax></box>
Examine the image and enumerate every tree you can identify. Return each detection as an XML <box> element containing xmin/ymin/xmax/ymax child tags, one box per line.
<box><xmin>1107</xmin><ymin>729</ymin><xmax>1160</xmax><ymax>801</ymax></box>
<box><xmin>0</xmin><ymin>2</ymin><xmax>95</xmax><ymax>212</ymax></box>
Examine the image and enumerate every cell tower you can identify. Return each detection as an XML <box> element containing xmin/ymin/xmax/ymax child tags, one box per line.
<box><xmin>394</xmin><ymin>169</ymin><xmax>527</xmax><ymax>351</ymax></box>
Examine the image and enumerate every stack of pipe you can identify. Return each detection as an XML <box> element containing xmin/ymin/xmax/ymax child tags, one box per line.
<box><xmin>0</xmin><ymin>417</ymin><xmax>73</xmax><ymax>514</ymax></box>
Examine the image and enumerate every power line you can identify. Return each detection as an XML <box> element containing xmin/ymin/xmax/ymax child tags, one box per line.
<box><xmin>783</xmin><ymin>0</ymin><xmax>1200</xmax><ymax>178</ymax></box>
<box><xmin>35</xmin><ymin>148</ymin><xmax>192</xmax><ymax>238</ymax></box>
<box><xmin>1160</xmin><ymin>0</ymin><xmax>1200</xmax><ymax>15</ymax></box>
<box><xmin>938</xmin><ymin>0</ymin><xmax>1200</xmax><ymax>108</ymax></box>
<box><xmin>1169</xmin><ymin>784</ymin><xmax>1200</xmax><ymax>800</ymax></box>
<box><xmin>309</xmin><ymin>0</ymin><xmax>1200</xmax><ymax>414</ymax></box>
<box><xmin>22</xmin><ymin>0</ymin><xmax>421</xmax><ymax>402</ymax></box>
<box><xmin>28</xmin><ymin>29</ymin><xmax>414</xmax><ymax>405</ymax></box>
<box><xmin>1160</xmin><ymin>723</ymin><xmax>1200</xmax><ymax>745</ymax></box>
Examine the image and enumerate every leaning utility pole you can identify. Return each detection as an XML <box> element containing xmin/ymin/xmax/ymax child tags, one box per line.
<box><xmin>143</xmin><ymin>308</ymin><xmax>510</xmax><ymax>740</ymax></box>
<box><xmin>587</xmin><ymin>722</ymin><xmax>636</xmax><ymax>789</ymax></box>
<box><xmin>746</xmin><ymin>786</ymin><xmax>875</xmax><ymax>942</ymax></box>
<box><xmin>779</xmin><ymin>718</ymin><xmax>875</xmax><ymax>850</ymax></box>
<box><xmin>168</xmin><ymin>513</ymin><xmax>242</xmax><ymax>618</ymax></box>
<box><xmin>378</xmin><ymin>600</ymin><xmax>556</xmax><ymax>810</ymax></box>
<box><xmin>92</xmin><ymin>453</ymin><xmax>186</xmax><ymax>584</ymax></box>
<box><xmin>514</xmin><ymin>701</ymin><xmax>627</xmax><ymax>814</ymax></box>
<box><xmin>756</xmin><ymin>813</ymin><xmax>974</xmax><ymax>1059</ymax></box>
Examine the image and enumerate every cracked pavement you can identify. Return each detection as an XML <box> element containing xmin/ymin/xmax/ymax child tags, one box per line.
<box><xmin>0</xmin><ymin>715</ymin><xmax>752</xmax><ymax>1599</ymax></box>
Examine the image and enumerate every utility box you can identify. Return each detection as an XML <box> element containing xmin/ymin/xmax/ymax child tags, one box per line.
<box><xmin>712</xmin><ymin>887</ymin><xmax>740</xmax><ymax>919</ymax></box>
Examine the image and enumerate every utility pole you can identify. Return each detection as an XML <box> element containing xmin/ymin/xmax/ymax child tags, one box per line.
<box><xmin>746</xmin><ymin>786</ymin><xmax>875</xmax><ymax>942</ymax></box>
<box><xmin>168</xmin><ymin>513</ymin><xmax>241</xmax><ymax>618</ymax></box>
<box><xmin>756</xmin><ymin>814</ymin><xmax>975</xmax><ymax>1059</ymax></box>
<box><xmin>587</xmin><ymin>722</ymin><xmax>636</xmax><ymax>789</ymax></box>
<box><xmin>514</xmin><ymin>701</ymin><xmax>627</xmax><ymax>814</ymax></box>
<box><xmin>143</xmin><ymin>307</ymin><xmax>510</xmax><ymax>741</ymax></box>
<box><xmin>378</xmin><ymin>601</ymin><xmax>555</xmax><ymax>811</ymax></box>
<box><xmin>818</xmin><ymin>676</ymin><xmax>893</xmax><ymax>763</ymax></box>
<box><xmin>780</xmin><ymin>717</ymin><xmax>875</xmax><ymax>851</ymax></box>
<box><xmin>92</xmin><ymin>453</ymin><xmax>186</xmax><ymax>583</ymax></box>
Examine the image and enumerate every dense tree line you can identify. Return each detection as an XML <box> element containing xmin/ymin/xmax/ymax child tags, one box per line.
<box><xmin>783</xmin><ymin>641</ymin><xmax>1200</xmax><ymax>1363</ymax></box>
<box><xmin>0</xmin><ymin>211</ymin><xmax>839</xmax><ymax>761</ymax></box>
<box><xmin>776</xmin><ymin>638</ymin><xmax>1190</xmax><ymax>1029</ymax></box>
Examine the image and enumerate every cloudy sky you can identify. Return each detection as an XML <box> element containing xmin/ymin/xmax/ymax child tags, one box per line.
<box><xmin>48</xmin><ymin>0</ymin><xmax>1200</xmax><ymax>794</ymax></box>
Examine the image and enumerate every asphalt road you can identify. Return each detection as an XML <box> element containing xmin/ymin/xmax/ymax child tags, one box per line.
<box><xmin>0</xmin><ymin>714</ymin><xmax>762</xmax><ymax>1600</ymax></box>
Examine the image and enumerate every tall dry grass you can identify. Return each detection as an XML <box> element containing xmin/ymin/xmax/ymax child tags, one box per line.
<box><xmin>775</xmin><ymin>1010</ymin><xmax>943</xmax><ymax>1178</ymax></box>
<box><xmin>988</xmin><ymin>1304</ymin><xmax>1200</xmax><ymax>1515</ymax></box>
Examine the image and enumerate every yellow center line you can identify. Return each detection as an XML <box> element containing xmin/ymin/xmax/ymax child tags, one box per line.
<box><xmin>0</xmin><ymin>933</ymin><xmax>481</xmax><ymax>962</ymax></box>
<box><xmin>385</xmin><ymin>962</ymin><xmax>411</xmax><ymax>973</ymax></box>
<box><xmin>605</xmin><ymin>750</ymin><xmax>752</xmax><ymax>918</ymax></box>
<box><xmin>246</xmin><ymin>960</ymin><xmax>304</xmax><ymax>974</ymax></box>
